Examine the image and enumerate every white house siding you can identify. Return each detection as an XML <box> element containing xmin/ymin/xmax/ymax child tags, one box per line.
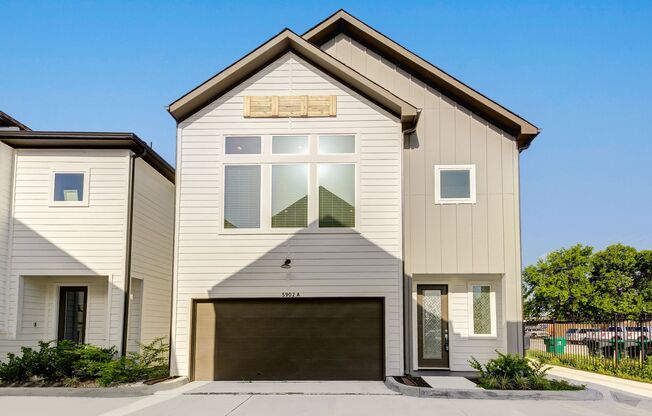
<box><xmin>0</xmin><ymin>142</ymin><xmax>15</xmax><ymax>333</ymax></box>
<box><xmin>128</xmin><ymin>158</ymin><xmax>174</xmax><ymax>350</ymax></box>
<box><xmin>321</xmin><ymin>34</ymin><xmax>524</xmax><ymax>366</ymax></box>
<box><xmin>0</xmin><ymin>149</ymin><xmax>130</xmax><ymax>356</ymax></box>
<box><xmin>172</xmin><ymin>52</ymin><xmax>403</xmax><ymax>377</ymax></box>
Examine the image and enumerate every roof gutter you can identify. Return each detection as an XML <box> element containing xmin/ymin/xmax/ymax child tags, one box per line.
<box><xmin>401</xmin><ymin>108</ymin><xmax>422</xmax><ymax>135</ymax></box>
<box><xmin>121</xmin><ymin>147</ymin><xmax>147</xmax><ymax>356</ymax></box>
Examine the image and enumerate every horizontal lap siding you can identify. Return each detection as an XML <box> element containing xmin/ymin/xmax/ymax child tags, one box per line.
<box><xmin>0</xmin><ymin>143</ymin><xmax>13</xmax><ymax>332</ymax></box>
<box><xmin>322</xmin><ymin>35</ymin><xmax>523</xmax><ymax>357</ymax></box>
<box><xmin>0</xmin><ymin>149</ymin><xmax>129</xmax><ymax>355</ymax></box>
<box><xmin>172</xmin><ymin>53</ymin><xmax>403</xmax><ymax>377</ymax></box>
<box><xmin>129</xmin><ymin>159</ymin><xmax>174</xmax><ymax>349</ymax></box>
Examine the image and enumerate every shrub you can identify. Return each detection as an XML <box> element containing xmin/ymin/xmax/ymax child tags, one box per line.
<box><xmin>527</xmin><ymin>350</ymin><xmax>652</xmax><ymax>384</ymax></box>
<box><xmin>0</xmin><ymin>338</ymin><xmax>168</xmax><ymax>386</ymax></box>
<box><xmin>469</xmin><ymin>351</ymin><xmax>583</xmax><ymax>390</ymax></box>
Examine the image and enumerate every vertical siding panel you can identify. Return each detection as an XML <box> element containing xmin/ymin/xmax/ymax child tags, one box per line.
<box><xmin>455</xmin><ymin>108</ymin><xmax>472</xmax><ymax>272</ymax></box>
<box><xmin>439</xmin><ymin>98</ymin><xmax>456</xmax><ymax>271</ymax></box>
<box><xmin>471</xmin><ymin>119</ymin><xmax>489</xmax><ymax>272</ymax></box>
<box><xmin>424</xmin><ymin>87</ymin><xmax>442</xmax><ymax>273</ymax></box>
<box><xmin>407</xmin><ymin>77</ymin><xmax>426</xmax><ymax>273</ymax></box>
<box><xmin>486</xmin><ymin>128</ymin><xmax>505</xmax><ymax>273</ymax></box>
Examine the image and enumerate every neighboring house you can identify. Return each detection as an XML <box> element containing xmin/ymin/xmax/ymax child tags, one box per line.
<box><xmin>167</xmin><ymin>9</ymin><xmax>539</xmax><ymax>381</ymax></box>
<box><xmin>0</xmin><ymin>115</ymin><xmax>175</xmax><ymax>357</ymax></box>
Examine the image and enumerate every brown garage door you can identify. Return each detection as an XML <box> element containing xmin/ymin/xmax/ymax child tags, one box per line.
<box><xmin>192</xmin><ymin>298</ymin><xmax>384</xmax><ymax>381</ymax></box>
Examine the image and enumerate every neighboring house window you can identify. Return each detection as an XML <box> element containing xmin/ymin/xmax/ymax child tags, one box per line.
<box><xmin>468</xmin><ymin>283</ymin><xmax>496</xmax><ymax>337</ymax></box>
<box><xmin>222</xmin><ymin>134</ymin><xmax>357</xmax><ymax>232</ymax></box>
<box><xmin>224</xmin><ymin>165</ymin><xmax>261</xmax><ymax>228</ymax></box>
<box><xmin>434</xmin><ymin>165</ymin><xmax>476</xmax><ymax>204</ymax></box>
<box><xmin>51</xmin><ymin>171</ymin><xmax>89</xmax><ymax>206</ymax></box>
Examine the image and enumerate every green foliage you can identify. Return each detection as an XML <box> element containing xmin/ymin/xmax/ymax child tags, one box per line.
<box><xmin>0</xmin><ymin>338</ymin><xmax>168</xmax><ymax>386</ymax></box>
<box><xmin>469</xmin><ymin>351</ymin><xmax>583</xmax><ymax>390</ymax></box>
<box><xmin>527</xmin><ymin>350</ymin><xmax>652</xmax><ymax>384</ymax></box>
<box><xmin>523</xmin><ymin>244</ymin><xmax>652</xmax><ymax>320</ymax></box>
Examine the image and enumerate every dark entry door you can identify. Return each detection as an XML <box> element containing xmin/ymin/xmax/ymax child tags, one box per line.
<box><xmin>417</xmin><ymin>285</ymin><xmax>449</xmax><ymax>368</ymax></box>
<box><xmin>58</xmin><ymin>286</ymin><xmax>88</xmax><ymax>344</ymax></box>
<box><xmin>192</xmin><ymin>298</ymin><xmax>385</xmax><ymax>381</ymax></box>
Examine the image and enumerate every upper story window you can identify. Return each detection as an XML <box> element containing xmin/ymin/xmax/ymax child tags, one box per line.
<box><xmin>225</xmin><ymin>136</ymin><xmax>261</xmax><ymax>154</ymax></box>
<box><xmin>222</xmin><ymin>134</ymin><xmax>357</xmax><ymax>233</ymax></box>
<box><xmin>51</xmin><ymin>171</ymin><xmax>89</xmax><ymax>206</ymax></box>
<box><xmin>434</xmin><ymin>165</ymin><xmax>476</xmax><ymax>204</ymax></box>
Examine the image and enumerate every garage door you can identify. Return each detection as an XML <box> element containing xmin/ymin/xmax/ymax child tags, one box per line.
<box><xmin>192</xmin><ymin>298</ymin><xmax>384</xmax><ymax>381</ymax></box>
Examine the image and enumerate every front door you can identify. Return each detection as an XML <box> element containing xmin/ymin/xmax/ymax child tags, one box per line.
<box><xmin>58</xmin><ymin>286</ymin><xmax>88</xmax><ymax>344</ymax></box>
<box><xmin>417</xmin><ymin>285</ymin><xmax>449</xmax><ymax>368</ymax></box>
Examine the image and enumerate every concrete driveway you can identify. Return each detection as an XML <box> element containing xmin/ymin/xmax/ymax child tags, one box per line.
<box><xmin>1</xmin><ymin>380</ymin><xmax>649</xmax><ymax>416</ymax></box>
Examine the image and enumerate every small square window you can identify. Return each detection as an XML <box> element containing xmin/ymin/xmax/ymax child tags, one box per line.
<box><xmin>434</xmin><ymin>165</ymin><xmax>476</xmax><ymax>204</ymax></box>
<box><xmin>52</xmin><ymin>172</ymin><xmax>87</xmax><ymax>206</ymax></box>
<box><xmin>225</xmin><ymin>136</ymin><xmax>261</xmax><ymax>154</ymax></box>
<box><xmin>272</xmin><ymin>136</ymin><xmax>308</xmax><ymax>154</ymax></box>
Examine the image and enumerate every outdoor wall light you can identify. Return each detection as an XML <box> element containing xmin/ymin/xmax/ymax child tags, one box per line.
<box><xmin>281</xmin><ymin>259</ymin><xmax>291</xmax><ymax>269</ymax></box>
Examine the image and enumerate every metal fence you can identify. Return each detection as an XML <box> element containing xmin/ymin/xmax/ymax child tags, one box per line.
<box><xmin>525</xmin><ymin>314</ymin><xmax>652</xmax><ymax>367</ymax></box>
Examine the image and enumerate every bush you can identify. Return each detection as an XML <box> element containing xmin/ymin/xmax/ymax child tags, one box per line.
<box><xmin>527</xmin><ymin>350</ymin><xmax>652</xmax><ymax>384</ymax></box>
<box><xmin>469</xmin><ymin>350</ymin><xmax>583</xmax><ymax>390</ymax></box>
<box><xmin>0</xmin><ymin>338</ymin><xmax>168</xmax><ymax>386</ymax></box>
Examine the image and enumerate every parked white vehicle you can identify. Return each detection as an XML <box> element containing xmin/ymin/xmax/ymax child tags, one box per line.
<box><xmin>565</xmin><ymin>328</ymin><xmax>600</xmax><ymax>344</ymax></box>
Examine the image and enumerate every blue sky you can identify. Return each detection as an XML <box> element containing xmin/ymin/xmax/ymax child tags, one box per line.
<box><xmin>2</xmin><ymin>1</ymin><xmax>651</xmax><ymax>265</ymax></box>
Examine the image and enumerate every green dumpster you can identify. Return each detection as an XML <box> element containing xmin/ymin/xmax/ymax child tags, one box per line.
<box><xmin>543</xmin><ymin>337</ymin><xmax>566</xmax><ymax>354</ymax></box>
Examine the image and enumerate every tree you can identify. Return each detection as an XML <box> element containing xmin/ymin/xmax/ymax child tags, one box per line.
<box><xmin>523</xmin><ymin>243</ymin><xmax>652</xmax><ymax>321</ymax></box>
<box><xmin>523</xmin><ymin>244</ymin><xmax>594</xmax><ymax>320</ymax></box>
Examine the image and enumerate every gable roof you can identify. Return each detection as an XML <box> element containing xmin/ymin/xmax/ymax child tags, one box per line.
<box><xmin>168</xmin><ymin>29</ymin><xmax>419</xmax><ymax>129</ymax></box>
<box><xmin>0</xmin><ymin>111</ymin><xmax>31</xmax><ymax>131</ymax></box>
<box><xmin>303</xmin><ymin>10</ymin><xmax>540</xmax><ymax>150</ymax></box>
<box><xmin>0</xmin><ymin>130</ymin><xmax>175</xmax><ymax>183</ymax></box>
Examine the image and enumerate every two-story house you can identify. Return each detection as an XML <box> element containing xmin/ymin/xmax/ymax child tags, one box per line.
<box><xmin>168</xmin><ymin>10</ymin><xmax>539</xmax><ymax>381</ymax></box>
<box><xmin>0</xmin><ymin>114</ymin><xmax>175</xmax><ymax>356</ymax></box>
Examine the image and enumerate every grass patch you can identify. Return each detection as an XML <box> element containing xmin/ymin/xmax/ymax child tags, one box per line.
<box><xmin>470</xmin><ymin>351</ymin><xmax>584</xmax><ymax>390</ymax></box>
<box><xmin>527</xmin><ymin>350</ymin><xmax>652</xmax><ymax>384</ymax></box>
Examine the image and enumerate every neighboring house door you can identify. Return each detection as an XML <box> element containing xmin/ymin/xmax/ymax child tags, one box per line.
<box><xmin>58</xmin><ymin>286</ymin><xmax>88</xmax><ymax>343</ymax></box>
<box><xmin>417</xmin><ymin>285</ymin><xmax>449</xmax><ymax>368</ymax></box>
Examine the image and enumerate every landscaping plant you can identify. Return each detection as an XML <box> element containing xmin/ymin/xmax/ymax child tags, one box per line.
<box><xmin>0</xmin><ymin>338</ymin><xmax>168</xmax><ymax>386</ymax></box>
<box><xmin>469</xmin><ymin>351</ymin><xmax>584</xmax><ymax>390</ymax></box>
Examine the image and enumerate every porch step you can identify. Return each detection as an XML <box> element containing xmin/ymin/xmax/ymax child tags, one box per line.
<box><xmin>421</xmin><ymin>376</ymin><xmax>479</xmax><ymax>390</ymax></box>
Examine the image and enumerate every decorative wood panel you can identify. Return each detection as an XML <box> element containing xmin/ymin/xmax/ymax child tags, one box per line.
<box><xmin>244</xmin><ymin>95</ymin><xmax>336</xmax><ymax>118</ymax></box>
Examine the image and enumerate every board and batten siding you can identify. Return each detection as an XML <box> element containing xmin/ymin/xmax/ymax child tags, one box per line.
<box><xmin>0</xmin><ymin>149</ymin><xmax>130</xmax><ymax>355</ymax></box>
<box><xmin>172</xmin><ymin>52</ymin><xmax>404</xmax><ymax>377</ymax></box>
<box><xmin>0</xmin><ymin>142</ymin><xmax>14</xmax><ymax>332</ymax></box>
<box><xmin>321</xmin><ymin>34</ymin><xmax>524</xmax><ymax>364</ymax></box>
<box><xmin>129</xmin><ymin>158</ymin><xmax>175</xmax><ymax>349</ymax></box>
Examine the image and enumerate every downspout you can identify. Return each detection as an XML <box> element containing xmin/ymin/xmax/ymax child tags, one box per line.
<box><xmin>121</xmin><ymin>146</ymin><xmax>147</xmax><ymax>356</ymax></box>
<box><xmin>400</xmin><ymin>109</ymin><xmax>421</xmax><ymax>374</ymax></box>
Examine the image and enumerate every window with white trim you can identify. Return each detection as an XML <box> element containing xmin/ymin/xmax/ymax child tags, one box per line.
<box><xmin>468</xmin><ymin>283</ymin><xmax>496</xmax><ymax>337</ymax></box>
<box><xmin>51</xmin><ymin>171</ymin><xmax>89</xmax><ymax>206</ymax></box>
<box><xmin>434</xmin><ymin>165</ymin><xmax>476</xmax><ymax>204</ymax></box>
<box><xmin>222</xmin><ymin>134</ymin><xmax>357</xmax><ymax>232</ymax></box>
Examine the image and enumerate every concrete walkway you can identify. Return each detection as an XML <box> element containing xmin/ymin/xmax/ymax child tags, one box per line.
<box><xmin>547</xmin><ymin>364</ymin><xmax>652</xmax><ymax>399</ymax></box>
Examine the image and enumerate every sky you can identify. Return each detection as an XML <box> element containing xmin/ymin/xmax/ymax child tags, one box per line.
<box><xmin>2</xmin><ymin>1</ymin><xmax>651</xmax><ymax>266</ymax></box>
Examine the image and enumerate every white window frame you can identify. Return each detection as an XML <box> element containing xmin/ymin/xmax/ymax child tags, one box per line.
<box><xmin>467</xmin><ymin>281</ymin><xmax>497</xmax><ymax>338</ymax></box>
<box><xmin>219</xmin><ymin>134</ymin><xmax>359</xmax><ymax>234</ymax></box>
<box><xmin>434</xmin><ymin>164</ymin><xmax>476</xmax><ymax>204</ymax></box>
<box><xmin>49</xmin><ymin>169</ymin><xmax>90</xmax><ymax>207</ymax></box>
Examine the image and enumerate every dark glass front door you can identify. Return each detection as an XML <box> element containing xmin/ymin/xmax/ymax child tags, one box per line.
<box><xmin>417</xmin><ymin>284</ymin><xmax>449</xmax><ymax>368</ymax></box>
<box><xmin>58</xmin><ymin>287</ymin><xmax>87</xmax><ymax>344</ymax></box>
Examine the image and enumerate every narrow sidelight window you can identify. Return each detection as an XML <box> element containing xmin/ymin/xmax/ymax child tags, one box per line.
<box><xmin>224</xmin><ymin>165</ymin><xmax>261</xmax><ymax>228</ymax></box>
<box><xmin>272</xmin><ymin>165</ymin><xmax>308</xmax><ymax>228</ymax></box>
<box><xmin>318</xmin><ymin>164</ymin><xmax>355</xmax><ymax>228</ymax></box>
<box><xmin>434</xmin><ymin>165</ymin><xmax>476</xmax><ymax>204</ymax></box>
<box><xmin>469</xmin><ymin>284</ymin><xmax>496</xmax><ymax>336</ymax></box>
